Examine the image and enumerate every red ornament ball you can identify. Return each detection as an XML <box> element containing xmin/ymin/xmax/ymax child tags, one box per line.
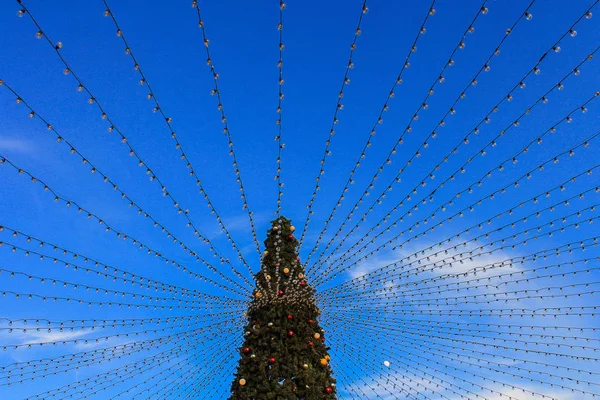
<box><xmin>308</xmin><ymin>341</ymin><xmax>314</xmax><ymax>346</ymax></box>
<box><xmin>321</xmin><ymin>336</ymin><xmax>326</xmax><ymax>342</ymax></box>
<box><xmin>287</xmin><ymin>314</ymin><xmax>293</xmax><ymax>320</ymax></box>
<box><xmin>325</xmin><ymin>387</ymin><xmax>333</xmax><ymax>394</ymax></box>
<box><xmin>278</xmin><ymin>290</ymin><xmax>284</xmax><ymax>296</ymax></box>
<box><xmin>287</xmin><ymin>330</ymin><xmax>294</xmax><ymax>337</ymax></box>
<box><xmin>243</xmin><ymin>347</ymin><xmax>251</xmax><ymax>354</ymax></box>
<box><xmin>268</xmin><ymin>357</ymin><xmax>276</xmax><ymax>364</ymax></box>
<box><xmin>288</xmin><ymin>235</ymin><xmax>294</xmax><ymax>239</ymax></box>
<box><xmin>308</xmin><ymin>319</ymin><xmax>314</xmax><ymax>324</ymax></box>
<box><xmin>296</xmin><ymin>257</ymin><xmax>300</xmax><ymax>261</ymax></box>
<box><xmin>300</xmin><ymin>281</ymin><xmax>307</xmax><ymax>287</ymax></box>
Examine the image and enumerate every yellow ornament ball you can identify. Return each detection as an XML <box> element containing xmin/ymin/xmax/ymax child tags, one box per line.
<box><xmin>266</xmin><ymin>275</ymin><xmax>271</xmax><ymax>281</ymax></box>
<box><xmin>239</xmin><ymin>378</ymin><xmax>247</xmax><ymax>386</ymax></box>
<box><xmin>325</xmin><ymin>355</ymin><xmax>330</xmax><ymax>361</ymax></box>
<box><xmin>283</xmin><ymin>268</ymin><xmax>290</xmax><ymax>274</ymax></box>
<box><xmin>320</xmin><ymin>358</ymin><xmax>328</xmax><ymax>366</ymax></box>
<box><xmin>255</xmin><ymin>292</ymin><xmax>263</xmax><ymax>298</ymax></box>
<box><xmin>290</xmin><ymin>225</ymin><xmax>296</xmax><ymax>232</ymax></box>
<box><xmin>264</xmin><ymin>250</ymin><xmax>269</xmax><ymax>256</ymax></box>
<box><xmin>314</xmin><ymin>333</ymin><xmax>321</xmax><ymax>339</ymax></box>
<box><xmin>298</xmin><ymin>273</ymin><xmax>304</xmax><ymax>279</ymax></box>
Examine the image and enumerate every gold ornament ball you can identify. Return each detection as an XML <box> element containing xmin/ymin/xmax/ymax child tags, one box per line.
<box><xmin>255</xmin><ymin>292</ymin><xmax>263</xmax><ymax>298</ymax></box>
<box><xmin>239</xmin><ymin>378</ymin><xmax>247</xmax><ymax>386</ymax></box>
<box><xmin>298</xmin><ymin>273</ymin><xmax>304</xmax><ymax>279</ymax></box>
<box><xmin>302</xmin><ymin>364</ymin><xmax>309</xmax><ymax>370</ymax></box>
<box><xmin>325</xmin><ymin>355</ymin><xmax>330</xmax><ymax>361</ymax></box>
<box><xmin>314</xmin><ymin>333</ymin><xmax>321</xmax><ymax>339</ymax></box>
<box><xmin>290</xmin><ymin>225</ymin><xmax>296</xmax><ymax>232</ymax></box>
<box><xmin>264</xmin><ymin>250</ymin><xmax>269</xmax><ymax>256</ymax></box>
<box><xmin>320</xmin><ymin>358</ymin><xmax>328</xmax><ymax>366</ymax></box>
<box><xmin>283</xmin><ymin>268</ymin><xmax>290</xmax><ymax>274</ymax></box>
<box><xmin>273</xmin><ymin>226</ymin><xmax>279</xmax><ymax>230</ymax></box>
<box><xmin>268</xmin><ymin>322</ymin><xmax>273</xmax><ymax>327</ymax></box>
<box><xmin>266</xmin><ymin>275</ymin><xmax>271</xmax><ymax>281</ymax></box>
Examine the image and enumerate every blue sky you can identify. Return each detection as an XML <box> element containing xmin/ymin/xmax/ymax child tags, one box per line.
<box><xmin>1</xmin><ymin>0</ymin><xmax>600</xmax><ymax>398</ymax></box>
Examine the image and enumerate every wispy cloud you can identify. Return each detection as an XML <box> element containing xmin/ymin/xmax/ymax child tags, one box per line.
<box><xmin>0</xmin><ymin>138</ymin><xmax>36</xmax><ymax>154</ymax></box>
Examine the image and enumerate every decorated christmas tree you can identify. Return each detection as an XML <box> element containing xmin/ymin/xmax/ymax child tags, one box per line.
<box><xmin>229</xmin><ymin>217</ymin><xmax>337</xmax><ymax>399</ymax></box>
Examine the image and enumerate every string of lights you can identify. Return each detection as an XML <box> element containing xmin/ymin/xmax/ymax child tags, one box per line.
<box><xmin>189</xmin><ymin>0</ymin><xmax>263</xmax><ymax>260</ymax></box>
<box><xmin>320</xmin><ymin>234</ymin><xmax>599</xmax><ymax>299</ymax></box>
<box><xmin>307</xmin><ymin>0</ymin><xmax>537</xmax><ymax>271</ymax></box>
<box><xmin>101</xmin><ymin>0</ymin><xmax>257</xmax><ymax>280</ymax></box>
<box><xmin>13</xmin><ymin>0</ymin><xmax>254</xmax><ymax>285</ymax></box>
<box><xmin>326</xmin><ymin>327</ymin><xmax>522</xmax><ymax>400</ymax></box>
<box><xmin>317</xmin><ymin>177</ymin><xmax>600</xmax><ymax>294</ymax></box>
<box><xmin>311</xmin><ymin>5</ymin><xmax>598</xmax><ymax>273</ymax></box>
<box><xmin>329</xmin><ymin>332</ymin><xmax>518</xmax><ymax>400</ymax></box>
<box><xmin>0</xmin><ymin>155</ymin><xmax>251</xmax><ymax>297</ymax></box>
<box><xmin>313</xmin><ymin>93</ymin><xmax>600</xmax><ymax>286</ymax></box>
<box><xmin>28</xmin><ymin>330</ymin><xmax>236</xmax><ymax>399</ymax></box>
<box><xmin>327</xmin><ymin>317</ymin><xmax>598</xmax><ymax>398</ymax></box>
<box><xmin>328</xmin><ymin>316</ymin><xmax>598</xmax><ymax>376</ymax></box>
<box><xmin>5</xmin><ymin>1</ymin><xmax>600</xmax><ymax>398</ymax></box>
<box><xmin>0</xmin><ymin>316</ymin><xmax>240</xmax><ymax>385</ymax></box>
<box><xmin>0</xmin><ymin>225</ymin><xmax>242</xmax><ymax>299</ymax></box>
<box><xmin>333</xmin><ymin>314</ymin><xmax>600</xmax><ymax>367</ymax></box>
<box><xmin>0</xmin><ymin>264</ymin><xmax>246</xmax><ymax>307</ymax></box>
<box><xmin>297</xmin><ymin>0</ymin><xmax>371</xmax><ymax>248</ymax></box>
<box><xmin>275</xmin><ymin>0</ymin><xmax>286</xmax><ymax>217</ymax></box>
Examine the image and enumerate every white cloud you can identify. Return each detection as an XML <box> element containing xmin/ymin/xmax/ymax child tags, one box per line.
<box><xmin>0</xmin><ymin>138</ymin><xmax>36</xmax><ymax>154</ymax></box>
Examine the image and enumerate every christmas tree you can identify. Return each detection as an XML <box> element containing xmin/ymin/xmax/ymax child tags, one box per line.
<box><xmin>229</xmin><ymin>217</ymin><xmax>337</xmax><ymax>399</ymax></box>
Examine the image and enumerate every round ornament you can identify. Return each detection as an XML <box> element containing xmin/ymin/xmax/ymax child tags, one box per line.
<box><xmin>268</xmin><ymin>357</ymin><xmax>276</xmax><ymax>364</ymax></box>
<box><xmin>298</xmin><ymin>274</ymin><xmax>304</xmax><ymax>279</ymax></box>
<box><xmin>283</xmin><ymin>268</ymin><xmax>290</xmax><ymax>274</ymax></box>
<box><xmin>264</xmin><ymin>250</ymin><xmax>269</xmax><ymax>256</ymax></box>
<box><xmin>384</xmin><ymin>360</ymin><xmax>391</xmax><ymax>367</ymax></box>
<box><xmin>325</xmin><ymin>387</ymin><xmax>333</xmax><ymax>394</ymax></box>
<box><xmin>287</xmin><ymin>314</ymin><xmax>293</xmax><ymax>320</ymax></box>
<box><xmin>273</xmin><ymin>226</ymin><xmax>278</xmax><ymax>231</ymax></box>
<box><xmin>314</xmin><ymin>333</ymin><xmax>321</xmax><ymax>339</ymax></box>
<box><xmin>250</xmin><ymin>354</ymin><xmax>256</xmax><ymax>359</ymax></box>
<box><xmin>320</xmin><ymin>358</ymin><xmax>328</xmax><ymax>366</ymax></box>
<box><xmin>290</xmin><ymin>225</ymin><xmax>296</xmax><ymax>232</ymax></box>
<box><xmin>302</xmin><ymin>363</ymin><xmax>309</xmax><ymax>370</ymax></box>
<box><xmin>288</xmin><ymin>235</ymin><xmax>294</xmax><ymax>239</ymax></box>
<box><xmin>266</xmin><ymin>275</ymin><xmax>271</xmax><ymax>281</ymax></box>
<box><xmin>325</xmin><ymin>355</ymin><xmax>330</xmax><ymax>361</ymax></box>
<box><xmin>239</xmin><ymin>378</ymin><xmax>247</xmax><ymax>386</ymax></box>
<box><xmin>308</xmin><ymin>341</ymin><xmax>314</xmax><ymax>346</ymax></box>
<box><xmin>308</xmin><ymin>319</ymin><xmax>314</xmax><ymax>324</ymax></box>
<box><xmin>278</xmin><ymin>290</ymin><xmax>284</xmax><ymax>296</ymax></box>
<box><xmin>300</xmin><ymin>281</ymin><xmax>307</xmax><ymax>287</ymax></box>
<box><xmin>268</xmin><ymin>322</ymin><xmax>273</xmax><ymax>327</ymax></box>
<box><xmin>243</xmin><ymin>347</ymin><xmax>251</xmax><ymax>354</ymax></box>
<box><xmin>287</xmin><ymin>330</ymin><xmax>294</xmax><ymax>337</ymax></box>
